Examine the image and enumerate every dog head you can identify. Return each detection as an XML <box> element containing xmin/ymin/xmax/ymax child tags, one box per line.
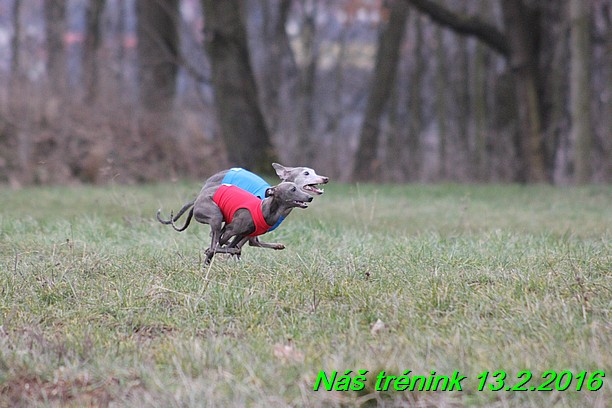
<box><xmin>265</xmin><ymin>182</ymin><xmax>313</xmax><ymax>209</ymax></box>
<box><xmin>272</xmin><ymin>163</ymin><xmax>329</xmax><ymax>195</ymax></box>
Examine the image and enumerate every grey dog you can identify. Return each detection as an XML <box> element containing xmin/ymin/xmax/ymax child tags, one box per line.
<box><xmin>160</xmin><ymin>181</ymin><xmax>312</xmax><ymax>264</ymax></box>
<box><xmin>157</xmin><ymin>163</ymin><xmax>329</xmax><ymax>256</ymax></box>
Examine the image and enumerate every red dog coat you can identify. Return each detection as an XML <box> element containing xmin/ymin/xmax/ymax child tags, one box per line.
<box><xmin>212</xmin><ymin>184</ymin><xmax>272</xmax><ymax>237</ymax></box>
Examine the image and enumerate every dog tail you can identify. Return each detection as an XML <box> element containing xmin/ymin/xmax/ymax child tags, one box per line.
<box><xmin>157</xmin><ymin>200</ymin><xmax>195</xmax><ymax>229</ymax></box>
<box><xmin>170</xmin><ymin>207</ymin><xmax>193</xmax><ymax>232</ymax></box>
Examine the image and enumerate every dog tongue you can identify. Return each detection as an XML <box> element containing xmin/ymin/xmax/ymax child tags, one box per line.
<box><xmin>306</xmin><ymin>185</ymin><xmax>324</xmax><ymax>194</ymax></box>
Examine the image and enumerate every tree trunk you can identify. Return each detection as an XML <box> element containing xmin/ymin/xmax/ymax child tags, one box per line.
<box><xmin>10</xmin><ymin>0</ymin><xmax>22</xmax><ymax>93</ymax></box>
<box><xmin>259</xmin><ymin>0</ymin><xmax>297</xmax><ymax>135</ymax></box>
<box><xmin>83</xmin><ymin>0</ymin><xmax>106</xmax><ymax>103</ymax></box>
<box><xmin>117</xmin><ymin>0</ymin><xmax>129</xmax><ymax>84</ymax></box>
<box><xmin>435</xmin><ymin>25</ymin><xmax>448</xmax><ymax>180</ymax></box>
<box><xmin>501</xmin><ymin>0</ymin><xmax>547</xmax><ymax>183</ymax></box>
<box><xmin>135</xmin><ymin>0</ymin><xmax>180</xmax><ymax>179</ymax></box>
<box><xmin>44</xmin><ymin>0</ymin><xmax>67</xmax><ymax>95</ymax></box>
<box><xmin>569</xmin><ymin>0</ymin><xmax>593</xmax><ymax>184</ymax></box>
<box><xmin>456</xmin><ymin>2</ymin><xmax>471</xmax><ymax>181</ymax></box>
<box><xmin>201</xmin><ymin>0</ymin><xmax>277</xmax><ymax>173</ymax></box>
<box><xmin>294</xmin><ymin>0</ymin><xmax>319</xmax><ymax>164</ymax></box>
<box><xmin>136</xmin><ymin>0</ymin><xmax>179</xmax><ymax>112</ymax></box>
<box><xmin>593</xmin><ymin>0</ymin><xmax>612</xmax><ymax>181</ymax></box>
<box><xmin>352</xmin><ymin>0</ymin><xmax>409</xmax><ymax>181</ymax></box>
<box><xmin>404</xmin><ymin>0</ymin><xmax>551</xmax><ymax>183</ymax></box>
<box><xmin>472</xmin><ymin>0</ymin><xmax>489</xmax><ymax>180</ymax></box>
<box><xmin>9</xmin><ymin>0</ymin><xmax>22</xmax><ymax>100</ymax></box>
<box><xmin>407</xmin><ymin>12</ymin><xmax>424</xmax><ymax>181</ymax></box>
<box><xmin>325</xmin><ymin>15</ymin><xmax>350</xmax><ymax>178</ymax></box>
<box><xmin>386</xmin><ymin>83</ymin><xmax>402</xmax><ymax>182</ymax></box>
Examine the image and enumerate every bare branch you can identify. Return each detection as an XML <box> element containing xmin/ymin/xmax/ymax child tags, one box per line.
<box><xmin>405</xmin><ymin>0</ymin><xmax>510</xmax><ymax>57</ymax></box>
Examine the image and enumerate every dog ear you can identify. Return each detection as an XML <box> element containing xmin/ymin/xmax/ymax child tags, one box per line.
<box><xmin>265</xmin><ymin>187</ymin><xmax>275</xmax><ymax>197</ymax></box>
<box><xmin>272</xmin><ymin>163</ymin><xmax>290</xmax><ymax>180</ymax></box>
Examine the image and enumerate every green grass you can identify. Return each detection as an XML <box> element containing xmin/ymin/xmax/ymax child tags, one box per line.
<box><xmin>0</xmin><ymin>182</ymin><xmax>610</xmax><ymax>407</ymax></box>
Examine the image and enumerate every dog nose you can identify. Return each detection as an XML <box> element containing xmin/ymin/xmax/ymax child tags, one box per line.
<box><xmin>322</xmin><ymin>177</ymin><xmax>329</xmax><ymax>183</ymax></box>
<box><xmin>307</xmin><ymin>196</ymin><xmax>313</xmax><ymax>202</ymax></box>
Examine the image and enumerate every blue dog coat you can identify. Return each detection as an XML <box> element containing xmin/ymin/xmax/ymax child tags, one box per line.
<box><xmin>221</xmin><ymin>168</ymin><xmax>284</xmax><ymax>232</ymax></box>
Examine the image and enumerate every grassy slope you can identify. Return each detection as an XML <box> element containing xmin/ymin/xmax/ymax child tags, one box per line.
<box><xmin>0</xmin><ymin>183</ymin><xmax>610</xmax><ymax>407</ymax></box>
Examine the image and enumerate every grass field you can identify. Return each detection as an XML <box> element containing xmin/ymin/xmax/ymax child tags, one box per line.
<box><xmin>0</xmin><ymin>182</ymin><xmax>610</xmax><ymax>407</ymax></box>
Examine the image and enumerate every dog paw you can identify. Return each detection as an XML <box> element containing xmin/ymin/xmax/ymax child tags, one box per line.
<box><xmin>273</xmin><ymin>244</ymin><xmax>285</xmax><ymax>250</ymax></box>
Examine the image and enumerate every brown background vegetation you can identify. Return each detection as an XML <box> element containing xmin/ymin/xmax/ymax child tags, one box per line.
<box><xmin>0</xmin><ymin>0</ymin><xmax>609</xmax><ymax>186</ymax></box>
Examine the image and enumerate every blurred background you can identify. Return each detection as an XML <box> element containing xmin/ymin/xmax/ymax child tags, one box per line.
<box><xmin>0</xmin><ymin>0</ymin><xmax>609</xmax><ymax>186</ymax></box>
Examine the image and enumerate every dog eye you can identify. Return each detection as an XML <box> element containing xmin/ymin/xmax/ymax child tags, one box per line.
<box><xmin>304</xmin><ymin>171</ymin><xmax>309</xmax><ymax>176</ymax></box>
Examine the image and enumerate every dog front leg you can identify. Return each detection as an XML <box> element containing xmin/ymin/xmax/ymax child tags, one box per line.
<box><xmin>248</xmin><ymin>237</ymin><xmax>285</xmax><ymax>250</ymax></box>
<box><xmin>226</xmin><ymin>235</ymin><xmax>244</xmax><ymax>248</ymax></box>
<box><xmin>234</xmin><ymin>236</ymin><xmax>250</xmax><ymax>249</ymax></box>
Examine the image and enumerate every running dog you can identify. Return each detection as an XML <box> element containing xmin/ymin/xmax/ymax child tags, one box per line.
<box><xmin>157</xmin><ymin>163</ymin><xmax>328</xmax><ymax>252</ymax></box>
<box><xmin>160</xmin><ymin>181</ymin><xmax>312</xmax><ymax>264</ymax></box>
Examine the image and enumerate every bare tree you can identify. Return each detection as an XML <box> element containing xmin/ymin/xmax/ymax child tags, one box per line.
<box><xmin>44</xmin><ymin>0</ymin><xmax>67</xmax><ymax>95</ymax></box>
<box><xmin>0</xmin><ymin>0</ymin><xmax>609</xmax><ymax>185</ymax></box>
<box><xmin>352</xmin><ymin>0</ymin><xmax>409</xmax><ymax>181</ymax></box>
<box><xmin>10</xmin><ymin>0</ymin><xmax>22</xmax><ymax>95</ymax></box>
<box><xmin>258</xmin><ymin>0</ymin><xmax>297</xmax><ymax>135</ymax></box>
<box><xmin>256</xmin><ymin>0</ymin><xmax>319</xmax><ymax>164</ymax></box>
<box><xmin>404</xmin><ymin>0</ymin><xmax>549</xmax><ymax>182</ymax></box>
<box><xmin>434</xmin><ymin>24</ymin><xmax>448</xmax><ymax>180</ymax></box>
<box><xmin>407</xmin><ymin>12</ymin><xmax>424</xmax><ymax>180</ymax></box>
<box><xmin>83</xmin><ymin>0</ymin><xmax>106</xmax><ymax>103</ymax></box>
<box><xmin>471</xmin><ymin>0</ymin><xmax>489</xmax><ymax>180</ymax></box>
<box><xmin>500</xmin><ymin>0</ymin><xmax>546</xmax><ymax>182</ymax></box>
<box><xmin>135</xmin><ymin>0</ymin><xmax>181</xmax><ymax>179</ymax></box>
<box><xmin>201</xmin><ymin>0</ymin><xmax>277</xmax><ymax>173</ymax></box>
<box><xmin>293</xmin><ymin>0</ymin><xmax>320</xmax><ymax>164</ymax></box>
<box><xmin>569</xmin><ymin>0</ymin><xmax>593</xmax><ymax>184</ymax></box>
<box><xmin>136</xmin><ymin>0</ymin><xmax>179</xmax><ymax>112</ymax></box>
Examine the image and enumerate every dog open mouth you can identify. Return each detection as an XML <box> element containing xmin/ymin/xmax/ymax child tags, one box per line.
<box><xmin>293</xmin><ymin>200</ymin><xmax>309</xmax><ymax>208</ymax></box>
<box><xmin>302</xmin><ymin>184</ymin><xmax>325</xmax><ymax>195</ymax></box>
